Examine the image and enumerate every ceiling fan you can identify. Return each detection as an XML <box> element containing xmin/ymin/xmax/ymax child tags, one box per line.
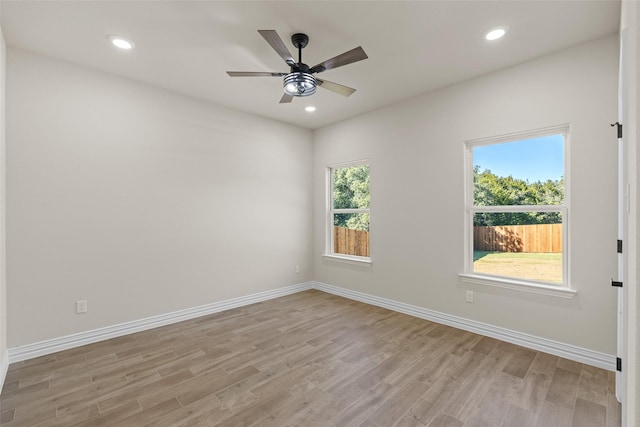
<box><xmin>227</xmin><ymin>30</ymin><xmax>368</xmax><ymax>104</ymax></box>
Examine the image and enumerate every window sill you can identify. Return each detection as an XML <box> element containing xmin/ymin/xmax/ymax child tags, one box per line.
<box><xmin>459</xmin><ymin>273</ymin><xmax>577</xmax><ymax>299</ymax></box>
<box><xmin>323</xmin><ymin>254</ymin><xmax>372</xmax><ymax>266</ymax></box>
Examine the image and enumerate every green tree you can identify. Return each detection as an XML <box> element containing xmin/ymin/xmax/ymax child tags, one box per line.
<box><xmin>473</xmin><ymin>166</ymin><xmax>564</xmax><ymax>226</ymax></box>
<box><xmin>333</xmin><ymin>165</ymin><xmax>370</xmax><ymax>231</ymax></box>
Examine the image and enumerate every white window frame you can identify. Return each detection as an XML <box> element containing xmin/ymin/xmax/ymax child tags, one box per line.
<box><xmin>459</xmin><ymin>125</ymin><xmax>576</xmax><ymax>298</ymax></box>
<box><xmin>324</xmin><ymin>160</ymin><xmax>372</xmax><ymax>264</ymax></box>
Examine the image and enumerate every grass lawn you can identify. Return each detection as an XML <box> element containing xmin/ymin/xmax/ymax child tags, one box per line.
<box><xmin>473</xmin><ymin>251</ymin><xmax>562</xmax><ymax>284</ymax></box>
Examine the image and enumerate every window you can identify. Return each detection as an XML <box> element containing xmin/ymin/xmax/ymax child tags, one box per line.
<box><xmin>462</xmin><ymin>126</ymin><xmax>570</xmax><ymax>293</ymax></box>
<box><xmin>326</xmin><ymin>162</ymin><xmax>370</xmax><ymax>262</ymax></box>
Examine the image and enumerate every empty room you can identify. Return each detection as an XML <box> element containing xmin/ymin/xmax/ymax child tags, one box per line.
<box><xmin>0</xmin><ymin>1</ymin><xmax>638</xmax><ymax>426</ymax></box>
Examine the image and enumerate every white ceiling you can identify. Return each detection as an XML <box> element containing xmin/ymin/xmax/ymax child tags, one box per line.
<box><xmin>1</xmin><ymin>1</ymin><xmax>620</xmax><ymax>130</ymax></box>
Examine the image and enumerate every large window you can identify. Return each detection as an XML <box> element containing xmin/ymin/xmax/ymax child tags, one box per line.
<box><xmin>326</xmin><ymin>162</ymin><xmax>370</xmax><ymax>261</ymax></box>
<box><xmin>463</xmin><ymin>126</ymin><xmax>569</xmax><ymax>290</ymax></box>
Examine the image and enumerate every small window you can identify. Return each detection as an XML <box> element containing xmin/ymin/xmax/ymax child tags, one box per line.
<box><xmin>464</xmin><ymin>127</ymin><xmax>568</xmax><ymax>288</ymax></box>
<box><xmin>327</xmin><ymin>162</ymin><xmax>370</xmax><ymax>261</ymax></box>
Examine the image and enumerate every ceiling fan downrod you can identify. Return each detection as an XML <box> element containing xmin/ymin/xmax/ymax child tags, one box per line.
<box><xmin>291</xmin><ymin>33</ymin><xmax>309</xmax><ymax>67</ymax></box>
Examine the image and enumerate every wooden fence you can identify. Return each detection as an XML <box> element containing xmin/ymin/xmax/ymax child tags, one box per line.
<box><xmin>334</xmin><ymin>226</ymin><xmax>370</xmax><ymax>257</ymax></box>
<box><xmin>334</xmin><ymin>223</ymin><xmax>561</xmax><ymax>256</ymax></box>
<box><xmin>473</xmin><ymin>223</ymin><xmax>562</xmax><ymax>253</ymax></box>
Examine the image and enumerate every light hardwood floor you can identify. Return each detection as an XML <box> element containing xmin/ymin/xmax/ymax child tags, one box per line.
<box><xmin>0</xmin><ymin>290</ymin><xmax>621</xmax><ymax>426</ymax></box>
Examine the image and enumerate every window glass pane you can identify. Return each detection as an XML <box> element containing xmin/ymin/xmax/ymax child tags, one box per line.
<box><xmin>473</xmin><ymin>134</ymin><xmax>564</xmax><ymax>206</ymax></box>
<box><xmin>473</xmin><ymin>212</ymin><xmax>562</xmax><ymax>284</ymax></box>
<box><xmin>333</xmin><ymin>165</ymin><xmax>370</xmax><ymax>209</ymax></box>
<box><xmin>333</xmin><ymin>213</ymin><xmax>369</xmax><ymax>257</ymax></box>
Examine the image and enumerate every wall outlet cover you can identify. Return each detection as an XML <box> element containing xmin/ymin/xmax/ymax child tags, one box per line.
<box><xmin>465</xmin><ymin>291</ymin><xmax>474</xmax><ymax>303</ymax></box>
<box><xmin>76</xmin><ymin>300</ymin><xmax>87</xmax><ymax>314</ymax></box>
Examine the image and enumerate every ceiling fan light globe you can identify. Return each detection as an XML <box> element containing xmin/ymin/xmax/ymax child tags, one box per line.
<box><xmin>285</xmin><ymin>82</ymin><xmax>299</xmax><ymax>94</ymax></box>
<box><xmin>283</xmin><ymin>72</ymin><xmax>316</xmax><ymax>97</ymax></box>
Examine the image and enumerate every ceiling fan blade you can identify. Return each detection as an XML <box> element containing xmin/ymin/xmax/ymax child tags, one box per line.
<box><xmin>310</xmin><ymin>46</ymin><xmax>368</xmax><ymax>73</ymax></box>
<box><xmin>316</xmin><ymin>79</ymin><xmax>356</xmax><ymax>97</ymax></box>
<box><xmin>279</xmin><ymin>93</ymin><xmax>294</xmax><ymax>104</ymax></box>
<box><xmin>227</xmin><ymin>71</ymin><xmax>286</xmax><ymax>77</ymax></box>
<box><xmin>258</xmin><ymin>30</ymin><xmax>296</xmax><ymax>67</ymax></box>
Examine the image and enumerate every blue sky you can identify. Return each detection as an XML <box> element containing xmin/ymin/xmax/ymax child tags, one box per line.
<box><xmin>473</xmin><ymin>134</ymin><xmax>564</xmax><ymax>182</ymax></box>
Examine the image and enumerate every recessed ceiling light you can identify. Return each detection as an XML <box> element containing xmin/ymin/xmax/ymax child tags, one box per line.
<box><xmin>305</xmin><ymin>106</ymin><xmax>316</xmax><ymax>112</ymax></box>
<box><xmin>108</xmin><ymin>36</ymin><xmax>134</xmax><ymax>50</ymax></box>
<box><xmin>484</xmin><ymin>27</ymin><xmax>507</xmax><ymax>41</ymax></box>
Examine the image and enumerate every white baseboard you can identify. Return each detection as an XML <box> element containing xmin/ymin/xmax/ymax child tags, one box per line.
<box><xmin>4</xmin><ymin>280</ymin><xmax>616</xmax><ymax>373</ymax></box>
<box><xmin>0</xmin><ymin>350</ymin><xmax>8</xmax><ymax>392</ymax></box>
<box><xmin>310</xmin><ymin>281</ymin><xmax>616</xmax><ymax>372</ymax></box>
<box><xmin>7</xmin><ymin>282</ymin><xmax>312</xmax><ymax>364</ymax></box>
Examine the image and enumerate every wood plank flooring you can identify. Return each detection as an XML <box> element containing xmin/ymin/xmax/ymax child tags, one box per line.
<box><xmin>0</xmin><ymin>290</ymin><xmax>621</xmax><ymax>426</ymax></box>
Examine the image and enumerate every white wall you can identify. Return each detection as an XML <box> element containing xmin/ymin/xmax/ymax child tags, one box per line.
<box><xmin>6</xmin><ymin>48</ymin><xmax>313</xmax><ymax>347</ymax></box>
<box><xmin>0</xmin><ymin>25</ymin><xmax>7</xmax><ymax>382</ymax></box>
<box><xmin>634</xmin><ymin>14</ymin><xmax>640</xmax><ymax>427</ymax></box>
<box><xmin>313</xmin><ymin>35</ymin><xmax>619</xmax><ymax>354</ymax></box>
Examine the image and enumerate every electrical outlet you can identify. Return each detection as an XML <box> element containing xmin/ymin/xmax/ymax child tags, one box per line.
<box><xmin>465</xmin><ymin>291</ymin><xmax>474</xmax><ymax>303</ymax></box>
<box><xmin>295</xmin><ymin>265</ymin><xmax>300</xmax><ymax>274</ymax></box>
<box><xmin>76</xmin><ymin>300</ymin><xmax>87</xmax><ymax>314</ymax></box>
